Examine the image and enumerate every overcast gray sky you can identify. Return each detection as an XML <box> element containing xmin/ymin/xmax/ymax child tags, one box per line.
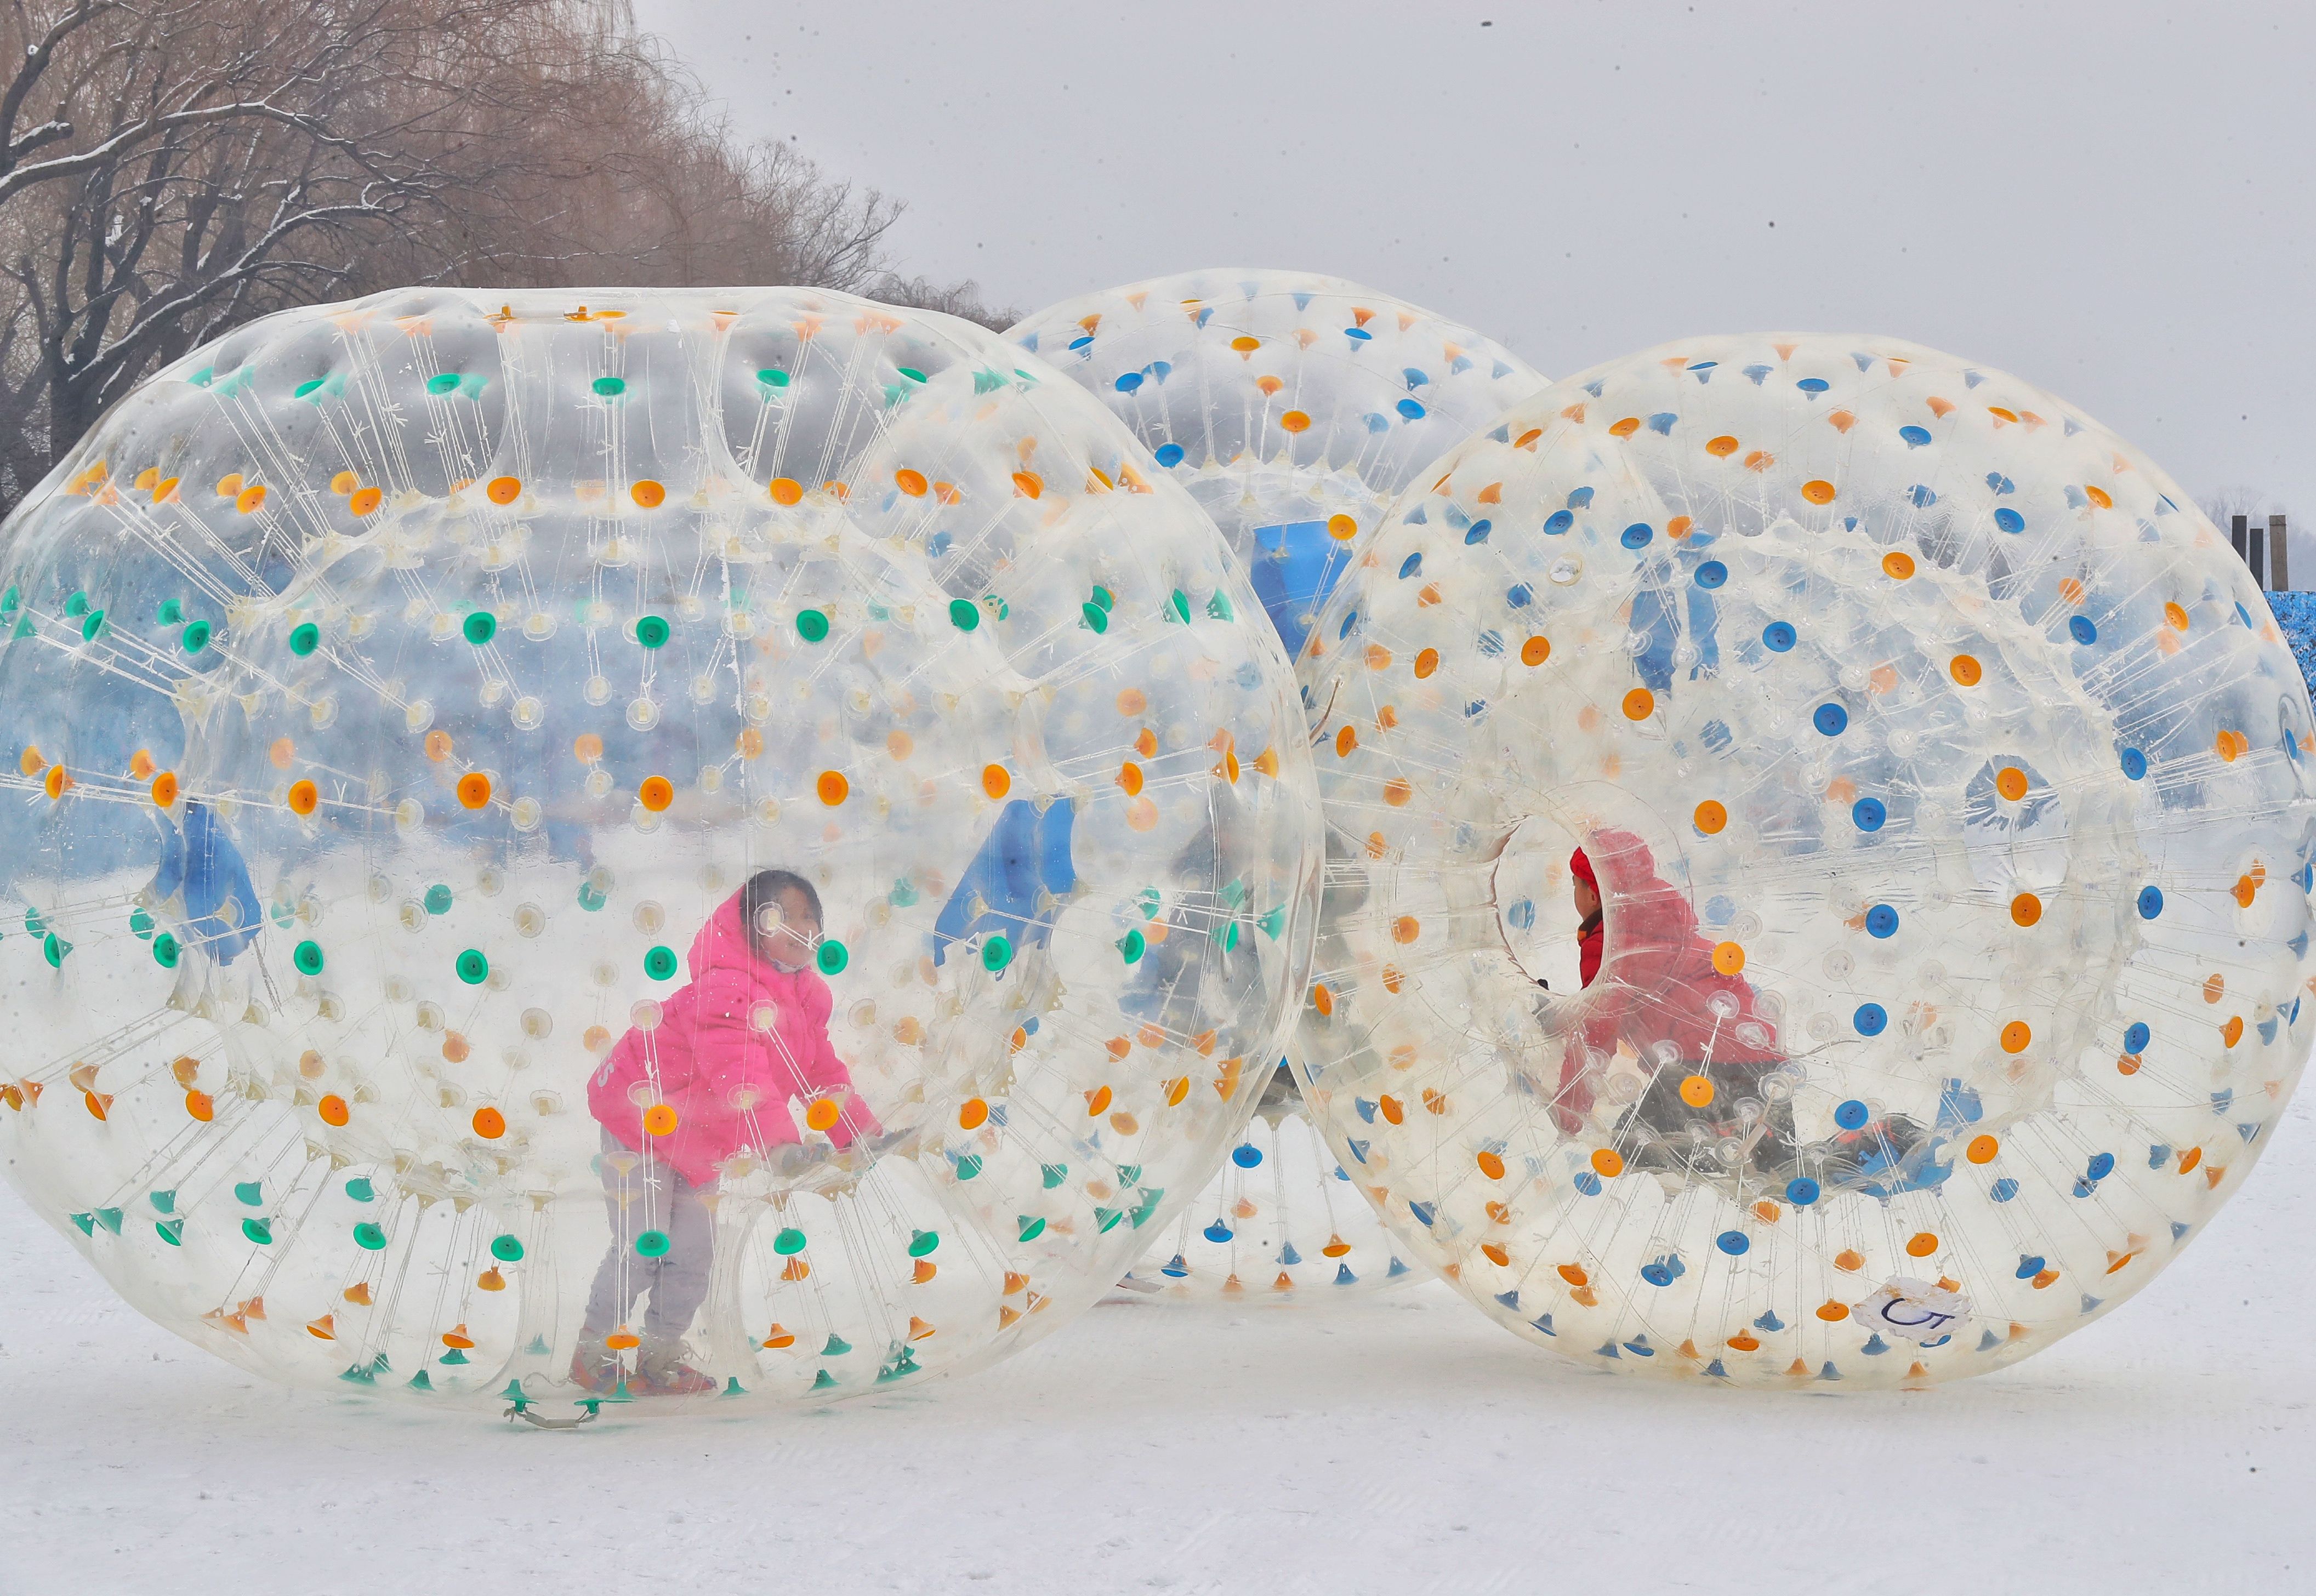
<box><xmin>640</xmin><ymin>1</ymin><xmax>2312</xmax><ymax>574</ymax></box>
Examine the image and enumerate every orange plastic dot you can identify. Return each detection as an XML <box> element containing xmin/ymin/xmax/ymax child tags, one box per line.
<box><xmin>457</xmin><ymin>772</ymin><xmax>492</xmax><ymax>810</ymax></box>
<box><xmin>1816</xmin><ymin>1301</ymin><xmax>1852</xmax><ymax>1322</ymax></box>
<box><xmin>1950</xmin><ymin>654</ymin><xmax>1983</xmax><ymax>686</ymax></box>
<box><xmin>1621</xmin><ymin>688</ymin><xmax>1655</xmax><ymax>721</ymax></box>
<box><xmin>2001</xmin><ymin>1020</ymin><xmax>2033</xmax><ymax>1053</ymax></box>
<box><xmin>1966</xmin><ymin>1134</ymin><xmax>1999</xmax><ymax>1164</ymax></box>
<box><xmin>1666</xmin><ymin>516</ymin><xmax>1693</xmax><ymax>540</ymax></box>
<box><xmin>329</xmin><ymin>471</ymin><xmax>357</xmax><ymax>495</ymax></box>
<box><xmin>1116</xmin><ymin>761</ymin><xmax>1144</xmax><ymax>796</ymax></box>
<box><xmin>16</xmin><ymin>745</ymin><xmax>41</xmax><ymax>776</ymax></box>
<box><xmin>472</xmin><ymin>1107</ymin><xmax>507</xmax><ymax>1139</ymax></box>
<box><xmin>573</xmin><ymin>733</ymin><xmax>604</xmax><ymax>763</ymax></box>
<box><xmin>486</xmin><ymin>476</ymin><xmax>521</xmax><ymax>505</ymax></box>
<box><xmin>1882</xmin><ymin>551</ymin><xmax>1915</xmax><ymax>580</ymax></box>
<box><xmin>146</xmin><ymin>769</ymin><xmax>183</xmax><ymax>808</ymax></box>
<box><xmin>1116</xmin><ymin>688</ymin><xmax>1148</xmax><ymax>716</ymax></box>
<box><xmin>2010</xmin><ymin>892</ymin><xmax>2041</xmax><ymax>927</ymax></box>
<box><xmin>1279</xmin><ymin>410</ymin><xmax>1311</xmax><ymax>434</ymax></box>
<box><xmin>959</xmin><ymin>1098</ymin><xmax>990</xmax><ymax>1130</ymax></box>
<box><xmin>770</xmin><ymin>477</ymin><xmax>804</xmax><ymax>505</ymax></box>
<box><xmin>424</xmin><ymin>730</ymin><xmax>452</xmax><ymax>763</ymax></box>
<box><xmin>1521</xmin><ymin>635</ymin><xmax>1551</xmax><ymax>667</ymax></box>
<box><xmin>1711</xmin><ymin>941</ymin><xmax>1745</xmax><ymax>976</ymax></box>
<box><xmin>1590</xmin><ymin>1149</ymin><xmax>1624</xmax><ymax>1178</ymax></box>
<box><xmin>630</xmin><ymin>480</ymin><xmax>665</xmax><ymax>508</ymax></box>
<box><xmin>129</xmin><ymin>749</ymin><xmax>155</xmax><ymax>779</ymax></box>
<box><xmin>1229</xmin><ymin>335</ymin><xmax>1260</xmax><ymax>352</ymax></box>
<box><xmin>1705</xmin><ymin>435</ymin><xmax>1740</xmax><ymax>457</ymax></box>
<box><xmin>642</xmin><ymin>1103</ymin><xmax>678</xmax><ymax>1137</ymax></box>
<box><xmin>287</xmin><ymin>780</ymin><xmax>320</xmax><ymax>816</ymax></box>
<box><xmin>442</xmin><ymin>1033</ymin><xmax>470</xmax><ymax>1064</ymax></box>
<box><xmin>1693</xmin><ymin>800</ymin><xmax>1727</xmax><ymax>835</ymax></box>
<box><xmin>1011</xmin><ymin>471</ymin><xmax>1044</xmax><ymax>499</ymax></box>
<box><xmin>1608</xmin><ymin>417</ymin><xmax>1641</xmax><ymax>438</ymax></box>
<box><xmin>1383</xmin><ymin>777</ymin><xmax>1413</xmax><ymax>807</ymax></box>
<box><xmin>1084</xmin><ymin>1085</ymin><xmax>1113</xmax><ymax>1116</ymax></box>
<box><xmin>895</xmin><ymin>469</ymin><xmax>929</xmax><ymax>497</ymax></box>
<box><xmin>816</xmin><ymin>770</ymin><xmax>849</xmax><ymax>806</ymax></box>
<box><xmin>805</xmin><ymin>1098</ymin><xmax>841</xmax><ymax>1132</ymax></box>
<box><xmin>318</xmin><ymin>1095</ymin><xmax>350</xmax><ymax>1127</ymax></box>
<box><xmin>1995</xmin><ymin>766</ymin><xmax>2029</xmax><ymax>801</ymax></box>
<box><xmin>1835</xmin><ymin>1249</ymin><xmax>1865</xmax><ymax>1272</ymax></box>
<box><xmin>1335</xmin><ymin>726</ymin><xmax>1357</xmax><ymax>757</ymax></box>
<box><xmin>236</xmin><ymin>485</ymin><xmax>267</xmax><ymax>514</ymax></box>
<box><xmin>1392</xmin><ymin>915</ymin><xmax>1420</xmax><ymax>944</ymax></box>
<box><xmin>981</xmin><ymin>764</ymin><xmax>1010</xmax><ymax>799</ymax></box>
<box><xmin>1678</xmin><ymin>1075</ymin><xmax>1715</xmax><ymax>1108</ymax></box>
<box><xmin>1327</xmin><ymin>514</ymin><xmax>1357</xmax><ymax>540</ymax></box>
<box><xmin>1414</xmin><ymin>648</ymin><xmax>1440</xmax><ymax>679</ymax></box>
<box><xmin>349</xmin><ymin>487</ymin><xmax>382</xmax><ymax>517</ymax></box>
<box><xmin>185</xmin><ymin>1090</ymin><xmax>214</xmax><ymax>1121</ymax></box>
<box><xmin>2085</xmin><ymin>485</ymin><xmax>2113</xmax><ymax>509</ymax></box>
<box><xmin>1802</xmin><ymin>479</ymin><xmax>1836</xmax><ymax>505</ymax></box>
<box><xmin>2164</xmin><ymin>601</ymin><xmax>2189</xmax><ymax>632</ymax></box>
<box><xmin>43</xmin><ymin>765</ymin><xmax>69</xmax><ymax>800</ymax></box>
<box><xmin>1477</xmin><ymin>1151</ymin><xmax>1506</xmax><ymax>1180</ymax></box>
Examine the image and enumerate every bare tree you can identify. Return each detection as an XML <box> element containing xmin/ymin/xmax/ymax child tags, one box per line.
<box><xmin>0</xmin><ymin>1</ymin><xmax>1010</xmax><ymax>515</ymax></box>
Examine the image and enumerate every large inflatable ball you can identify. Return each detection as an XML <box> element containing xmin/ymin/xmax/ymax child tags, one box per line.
<box><xmin>0</xmin><ymin>287</ymin><xmax>1321</xmax><ymax>1415</ymax></box>
<box><xmin>1298</xmin><ymin>333</ymin><xmax>2316</xmax><ymax>1386</ymax></box>
<box><xmin>1013</xmin><ymin>271</ymin><xmax>1542</xmax><ymax>1297</ymax></box>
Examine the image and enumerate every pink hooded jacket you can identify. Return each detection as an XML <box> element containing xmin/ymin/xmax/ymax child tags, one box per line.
<box><xmin>587</xmin><ymin>890</ymin><xmax>879</xmax><ymax>1185</ymax></box>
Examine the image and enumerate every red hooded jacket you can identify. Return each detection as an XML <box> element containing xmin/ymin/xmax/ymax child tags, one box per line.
<box><xmin>587</xmin><ymin>889</ymin><xmax>879</xmax><ymax>1185</ymax></box>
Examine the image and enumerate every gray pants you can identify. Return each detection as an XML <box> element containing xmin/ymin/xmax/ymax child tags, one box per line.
<box><xmin>579</xmin><ymin>1127</ymin><xmax>713</xmax><ymax>1353</ymax></box>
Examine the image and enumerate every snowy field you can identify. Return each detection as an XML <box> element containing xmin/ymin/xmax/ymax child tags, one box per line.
<box><xmin>5</xmin><ymin>1097</ymin><xmax>2312</xmax><ymax>1595</ymax></box>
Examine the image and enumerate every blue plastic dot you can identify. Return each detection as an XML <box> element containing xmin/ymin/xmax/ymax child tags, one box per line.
<box><xmin>2086</xmin><ymin>1152</ymin><xmax>2115</xmax><ymax>1182</ymax></box>
<box><xmin>1573</xmin><ymin>1171</ymin><xmax>1602</xmax><ymax>1197</ymax></box>
<box><xmin>2069</xmin><ymin>615</ymin><xmax>2098</xmax><ymax>645</ymax></box>
<box><xmin>1865</xmin><ymin>903</ymin><xmax>1899</xmax><ymax>939</ymax></box>
<box><xmin>1694</xmin><ymin>560</ymin><xmax>1728</xmax><ymax>589</ymax></box>
<box><xmin>1990</xmin><ymin>1178</ymin><xmax>2020</xmax><ymax>1202</ymax></box>
<box><xmin>1543</xmin><ymin>510</ymin><xmax>1574</xmax><ymax>535</ymax></box>
<box><xmin>1899</xmin><ymin>424</ymin><xmax>1932</xmax><ymax>447</ymax></box>
<box><xmin>1114</xmin><ymin>372</ymin><xmax>1143</xmax><ymax>392</ymax></box>
<box><xmin>1785</xmin><ymin>1177</ymin><xmax>1821</xmax><ymax>1206</ymax></box>
<box><xmin>1797</xmin><ymin>378</ymin><xmax>1829</xmax><ymax>394</ymax></box>
<box><xmin>2119</xmin><ymin>747</ymin><xmax>2147</xmax><ymax>780</ymax></box>
<box><xmin>1994</xmin><ymin>508</ymin><xmax>2025</xmax><ymax>533</ymax></box>
<box><xmin>1398</xmin><ymin>553</ymin><xmax>1422</xmax><ymax>579</ymax></box>
<box><xmin>1396</xmin><ymin>398</ymin><xmax>1425</xmax><ymax>420</ymax></box>
<box><xmin>1230</xmin><ymin>1144</ymin><xmax>1262</xmax><ymax>1169</ymax></box>
<box><xmin>1762</xmin><ymin>621</ymin><xmax>1795</xmax><ymax>652</ymax></box>
<box><xmin>2137</xmin><ymin>885</ymin><xmax>2164</xmax><ymax>919</ymax></box>
<box><xmin>1813</xmin><ymin>702</ymin><xmax>1849</xmax><ymax>737</ymax></box>
<box><xmin>1153</xmin><ymin>443</ymin><xmax>1185</xmax><ymax>468</ymax></box>
<box><xmin>1835</xmin><ymin>1099</ymin><xmax>1871</xmax><ymax>1131</ymax></box>
<box><xmin>1203</xmin><ymin>1221</ymin><xmax>1232</xmax><ymax>1243</ymax></box>
<box><xmin>1715</xmin><ymin>1231</ymin><xmax>1750</xmax><ymax>1256</ymax></box>
<box><xmin>1851</xmin><ymin>797</ymin><xmax>1886</xmax><ymax>831</ymax></box>
<box><xmin>1854</xmin><ymin>1002</ymin><xmax>1888</xmax><ymax>1036</ymax></box>
<box><xmin>2124</xmin><ymin>1022</ymin><xmax>2150</xmax><ymax>1054</ymax></box>
<box><xmin>1620</xmin><ymin>523</ymin><xmax>1654</xmax><ymax>550</ymax></box>
<box><xmin>1464</xmin><ymin>520</ymin><xmax>1493</xmax><ymax>545</ymax></box>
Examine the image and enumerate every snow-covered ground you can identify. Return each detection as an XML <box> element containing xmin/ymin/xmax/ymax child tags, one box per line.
<box><xmin>6</xmin><ymin>1096</ymin><xmax>2313</xmax><ymax>1595</ymax></box>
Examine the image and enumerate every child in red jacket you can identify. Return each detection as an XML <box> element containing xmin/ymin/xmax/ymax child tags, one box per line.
<box><xmin>573</xmin><ymin>869</ymin><xmax>879</xmax><ymax>1394</ymax></box>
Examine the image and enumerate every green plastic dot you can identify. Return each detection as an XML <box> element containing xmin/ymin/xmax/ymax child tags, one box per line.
<box><xmin>981</xmin><ymin>936</ymin><xmax>1012</xmax><ymax>973</ymax></box>
<box><xmin>634</xmin><ymin>614</ymin><xmax>670</xmax><ymax>648</ymax></box>
<box><xmin>455</xmin><ymin>949</ymin><xmax>488</xmax><ymax>985</ymax></box>
<box><xmin>592</xmin><ymin>376</ymin><xmax>626</xmax><ymax>397</ymax></box>
<box><xmin>1119</xmin><ymin>928</ymin><xmax>1145</xmax><ymax>964</ymax></box>
<box><xmin>156</xmin><ymin>1219</ymin><xmax>183</xmax><ymax>1246</ymax></box>
<box><xmin>180</xmin><ymin>619</ymin><xmax>210</xmax><ymax>653</ymax></box>
<box><xmin>1205</xmin><ymin>590</ymin><xmax>1236</xmax><ymax>622</ymax></box>
<box><xmin>953</xmin><ymin>1154</ymin><xmax>983</xmax><ymax>1181</ymax></box>
<box><xmin>235</xmin><ymin>1181</ymin><xmax>263</xmax><ymax>1205</ymax></box>
<box><xmin>907</xmin><ymin>1229</ymin><xmax>940</xmax><ymax>1258</ymax></box>
<box><xmin>1169</xmin><ymin>589</ymin><xmax>1192</xmax><ymax>623</ymax></box>
<box><xmin>80</xmin><ymin>609</ymin><xmax>105</xmax><ymax>641</ymax></box>
<box><xmin>289</xmin><ymin>622</ymin><xmax>320</xmax><ymax>656</ymax></box>
<box><xmin>128</xmin><ymin>908</ymin><xmax>153</xmax><ymax>940</ymax></box>
<box><xmin>423</xmin><ymin>884</ymin><xmax>452</xmax><ymax>915</ymax></box>
<box><xmin>795</xmin><ymin>608</ymin><xmax>829</xmax><ymax>642</ymax></box>
<box><xmin>292</xmin><ymin>940</ymin><xmax>325</xmax><ymax>976</ymax></box>
<box><xmin>1090</xmin><ymin>585</ymin><xmax>1116</xmax><ymax>613</ymax></box>
<box><xmin>577</xmin><ymin>882</ymin><xmax>607</xmax><ymax>912</ymax></box>
<box><xmin>815</xmin><ymin>939</ymin><xmax>848</xmax><ymax>976</ymax></box>
<box><xmin>948</xmin><ymin>598</ymin><xmax>980</xmax><ymax>631</ymax></box>
<box><xmin>64</xmin><ymin>591</ymin><xmax>88</xmax><ymax>618</ymax></box>
<box><xmin>491</xmin><ymin>1234</ymin><xmax>525</xmax><ymax>1262</ymax></box>
<box><xmin>345</xmin><ymin>1177</ymin><xmax>375</xmax><ymax>1202</ymax></box>
<box><xmin>24</xmin><ymin>909</ymin><xmax>43</xmax><ymax>936</ymax></box>
<box><xmin>773</xmin><ymin>1227</ymin><xmax>807</xmax><ymax>1255</ymax></box>
<box><xmin>353</xmin><ymin>1222</ymin><xmax>386</xmax><ymax>1250</ymax></box>
<box><xmin>1210</xmin><ymin>921</ymin><xmax>1241</xmax><ymax>954</ymax></box>
<box><xmin>644</xmin><ymin>945</ymin><xmax>678</xmax><ymax>981</ymax></box>
<box><xmin>821</xmin><ymin>1333</ymin><xmax>852</xmax><ymax>1357</ymax></box>
<box><xmin>462</xmin><ymin>611</ymin><xmax>497</xmax><ymax>645</ymax></box>
<box><xmin>294</xmin><ymin>378</ymin><xmax>325</xmax><ymax>398</ymax></box>
<box><xmin>43</xmin><ymin>933</ymin><xmax>69</xmax><ymax>968</ymax></box>
<box><xmin>756</xmin><ymin>369</ymin><xmax>790</xmax><ymax>387</ymax></box>
<box><xmin>635</xmin><ymin>1229</ymin><xmax>670</xmax><ymax>1258</ymax></box>
<box><xmin>897</xmin><ymin>367</ymin><xmax>926</xmax><ymax>383</ymax></box>
<box><xmin>242</xmin><ymin>1218</ymin><xmax>273</xmax><ymax>1245</ymax></box>
<box><xmin>1</xmin><ymin>586</ymin><xmax>18</xmax><ymax>614</ymax></box>
<box><xmin>1017</xmin><ymin>1216</ymin><xmax>1047</xmax><ymax>1242</ymax></box>
<box><xmin>1080</xmin><ymin>601</ymin><xmax>1109</xmax><ymax>635</ymax></box>
<box><xmin>155</xmin><ymin>598</ymin><xmax>182</xmax><ymax>624</ymax></box>
<box><xmin>1040</xmin><ymin>1162</ymin><xmax>1068</xmax><ymax>1189</ymax></box>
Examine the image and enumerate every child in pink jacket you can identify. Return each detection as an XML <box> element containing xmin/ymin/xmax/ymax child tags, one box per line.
<box><xmin>573</xmin><ymin>869</ymin><xmax>879</xmax><ymax>1395</ymax></box>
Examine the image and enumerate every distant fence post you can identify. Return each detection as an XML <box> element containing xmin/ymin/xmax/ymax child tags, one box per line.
<box><xmin>2273</xmin><ymin>514</ymin><xmax>2290</xmax><ymax>592</ymax></box>
<box><xmin>2233</xmin><ymin>512</ymin><xmax>2291</xmax><ymax>591</ymax></box>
